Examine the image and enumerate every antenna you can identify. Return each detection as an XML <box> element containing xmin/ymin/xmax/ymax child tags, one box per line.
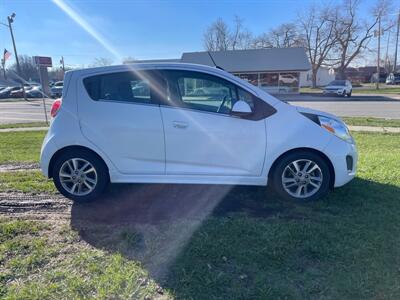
<box><xmin>207</xmin><ymin>51</ymin><xmax>224</xmax><ymax>70</ymax></box>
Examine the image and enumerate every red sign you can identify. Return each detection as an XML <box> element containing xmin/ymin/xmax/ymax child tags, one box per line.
<box><xmin>33</xmin><ymin>56</ymin><xmax>52</xmax><ymax>67</ymax></box>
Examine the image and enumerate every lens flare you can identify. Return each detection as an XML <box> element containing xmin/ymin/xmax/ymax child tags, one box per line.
<box><xmin>51</xmin><ymin>0</ymin><xmax>121</xmax><ymax>61</ymax></box>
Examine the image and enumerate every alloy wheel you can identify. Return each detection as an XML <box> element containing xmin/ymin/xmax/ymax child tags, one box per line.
<box><xmin>281</xmin><ymin>159</ymin><xmax>323</xmax><ymax>199</ymax></box>
<box><xmin>59</xmin><ymin>158</ymin><xmax>98</xmax><ymax>196</ymax></box>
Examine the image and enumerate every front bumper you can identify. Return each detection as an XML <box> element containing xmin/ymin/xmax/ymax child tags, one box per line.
<box><xmin>323</xmin><ymin>136</ymin><xmax>358</xmax><ymax>187</ymax></box>
<box><xmin>323</xmin><ymin>89</ymin><xmax>345</xmax><ymax>96</ymax></box>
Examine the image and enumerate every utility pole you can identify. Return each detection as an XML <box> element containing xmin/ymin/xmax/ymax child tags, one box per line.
<box><xmin>7</xmin><ymin>13</ymin><xmax>21</xmax><ymax>76</ymax></box>
<box><xmin>376</xmin><ymin>14</ymin><xmax>382</xmax><ymax>90</ymax></box>
<box><xmin>60</xmin><ymin>56</ymin><xmax>65</xmax><ymax>75</ymax></box>
<box><xmin>394</xmin><ymin>9</ymin><xmax>400</xmax><ymax>72</ymax></box>
<box><xmin>1</xmin><ymin>59</ymin><xmax>6</xmax><ymax>80</ymax></box>
<box><xmin>5</xmin><ymin>13</ymin><xmax>27</xmax><ymax>100</ymax></box>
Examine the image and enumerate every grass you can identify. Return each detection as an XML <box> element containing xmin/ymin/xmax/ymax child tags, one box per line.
<box><xmin>0</xmin><ymin>170</ymin><xmax>56</xmax><ymax>194</ymax></box>
<box><xmin>0</xmin><ymin>131</ymin><xmax>400</xmax><ymax>298</ymax></box>
<box><xmin>0</xmin><ymin>122</ymin><xmax>48</xmax><ymax>129</ymax></box>
<box><xmin>0</xmin><ymin>131</ymin><xmax>46</xmax><ymax>164</ymax></box>
<box><xmin>353</xmin><ymin>87</ymin><xmax>400</xmax><ymax>94</ymax></box>
<box><xmin>0</xmin><ymin>219</ymin><xmax>163</xmax><ymax>299</ymax></box>
<box><xmin>342</xmin><ymin>116</ymin><xmax>400</xmax><ymax>128</ymax></box>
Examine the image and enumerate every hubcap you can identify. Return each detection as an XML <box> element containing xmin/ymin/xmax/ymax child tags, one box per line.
<box><xmin>281</xmin><ymin>159</ymin><xmax>323</xmax><ymax>199</ymax></box>
<box><xmin>59</xmin><ymin>158</ymin><xmax>97</xmax><ymax>196</ymax></box>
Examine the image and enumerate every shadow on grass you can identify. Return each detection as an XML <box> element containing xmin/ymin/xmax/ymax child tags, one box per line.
<box><xmin>70</xmin><ymin>178</ymin><xmax>400</xmax><ymax>298</ymax></box>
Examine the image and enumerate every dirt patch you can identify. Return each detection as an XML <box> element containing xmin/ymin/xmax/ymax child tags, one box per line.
<box><xmin>0</xmin><ymin>192</ymin><xmax>71</xmax><ymax>221</ymax></box>
<box><xmin>0</xmin><ymin>162</ymin><xmax>40</xmax><ymax>172</ymax></box>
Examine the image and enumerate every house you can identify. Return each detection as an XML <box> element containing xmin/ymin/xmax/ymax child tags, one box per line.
<box><xmin>128</xmin><ymin>47</ymin><xmax>311</xmax><ymax>94</ymax></box>
<box><xmin>299</xmin><ymin>67</ymin><xmax>335</xmax><ymax>87</ymax></box>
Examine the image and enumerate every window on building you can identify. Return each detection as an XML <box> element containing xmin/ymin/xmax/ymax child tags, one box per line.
<box><xmin>279</xmin><ymin>72</ymin><xmax>299</xmax><ymax>93</ymax></box>
<box><xmin>259</xmin><ymin>73</ymin><xmax>279</xmax><ymax>93</ymax></box>
<box><xmin>235</xmin><ymin>73</ymin><xmax>258</xmax><ymax>86</ymax></box>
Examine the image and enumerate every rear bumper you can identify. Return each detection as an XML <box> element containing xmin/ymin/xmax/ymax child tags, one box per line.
<box><xmin>323</xmin><ymin>137</ymin><xmax>358</xmax><ymax>187</ymax></box>
<box><xmin>40</xmin><ymin>132</ymin><xmax>58</xmax><ymax>178</ymax></box>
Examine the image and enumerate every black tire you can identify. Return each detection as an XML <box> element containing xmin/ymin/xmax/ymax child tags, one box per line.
<box><xmin>52</xmin><ymin>149</ymin><xmax>109</xmax><ymax>202</ymax></box>
<box><xmin>347</xmin><ymin>90</ymin><xmax>352</xmax><ymax>97</ymax></box>
<box><xmin>270</xmin><ymin>150</ymin><xmax>331</xmax><ymax>202</ymax></box>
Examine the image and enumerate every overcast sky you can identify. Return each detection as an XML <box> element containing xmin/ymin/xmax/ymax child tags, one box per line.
<box><xmin>0</xmin><ymin>0</ymin><xmax>396</xmax><ymax>69</ymax></box>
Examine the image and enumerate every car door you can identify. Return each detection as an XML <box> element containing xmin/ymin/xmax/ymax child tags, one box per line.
<box><xmin>160</xmin><ymin>70</ymin><xmax>269</xmax><ymax>176</ymax></box>
<box><xmin>78</xmin><ymin>69</ymin><xmax>166</xmax><ymax>175</ymax></box>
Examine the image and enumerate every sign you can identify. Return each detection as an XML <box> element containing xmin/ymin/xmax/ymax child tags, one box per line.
<box><xmin>33</xmin><ymin>56</ymin><xmax>52</xmax><ymax>67</ymax></box>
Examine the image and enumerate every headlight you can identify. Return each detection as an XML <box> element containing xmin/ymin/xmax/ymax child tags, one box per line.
<box><xmin>318</xmin><ymin>116</ymin><xmax>353</xmax><ymax>143</ymax></box>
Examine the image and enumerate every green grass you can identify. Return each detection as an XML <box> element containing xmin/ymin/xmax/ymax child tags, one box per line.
<box><xmin>342</xmin><ymin>116</ymin><xmax>400</xmax><ymax>128</ymax></box>
<box><xmin>0</xmin><ymin>131</ymin><xmax>46</xmax><ymax>164</ymax></box>
<box><xmin>0</xmin><ymin>219</ymin><xmax>163</xmax><ymax>299</ymax></box>
<box><xmin>353</xmin><ymin>87</ymin><xmax>400</xmax><ymax>94</ymax></box>
<box><xmin>0</xmin><ymin>131</ymin><xmax>400</xmax><ymax>298</ymax></box>
<box><xmin>0</xmin><ymin>170</ymin><xmax>56</xmax><ymax>194</ymax></box>
<box><xmin>0</xmin><ymin>122</ymin><xmax>48</xmax><ymax>129</ymax></box>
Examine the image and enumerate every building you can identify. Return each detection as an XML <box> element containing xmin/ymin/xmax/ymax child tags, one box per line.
<box><xmin>129</xmin><ymin>47</ymin><xmax>311</xmax><ymax>94</ymax></box>
<box><xmin>300</xmin><ymin>67</ymin><xmax>335</xmax><ymax>87</ymax></box>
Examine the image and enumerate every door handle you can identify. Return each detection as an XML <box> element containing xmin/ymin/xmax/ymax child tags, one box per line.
<box><xmin>172</xmin><ymin>121</ymin><xmax>188</xmax><ymax>129</ymax></box>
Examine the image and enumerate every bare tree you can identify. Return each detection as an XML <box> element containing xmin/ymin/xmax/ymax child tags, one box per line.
<box><xmin>203</xmin><ymin>16</ymin><xmax>252</xmax><ymax>51</ymax></box>
<box><xmin>332</xmin><ymin>0</ymin><xmax>381</xmax><ymax>79</ymax></box>
<box><xmin>298</xmin><ymin>5</ymin><xmax>338</xmax><ymax>88</ymax></box>
<box><xmin>8</xmin><ymin>55</ymin><xmax>38</xmax><ymax>82</ymax></box>
<box><xmin>203</xmin><ymin>18</ymin><xmax>231</xmax><ymax>51</ymax></box>
<box><xmin>89</xmin><ymin>57</ymin><xmax>113</xmax><ymax>67</ymax></box>
<box><xmin>253</xmin><ymin>23</ymin><xmax>305</xmax><ymax>49</ymax></box>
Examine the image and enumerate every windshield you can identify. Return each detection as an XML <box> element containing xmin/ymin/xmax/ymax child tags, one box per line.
<box><xmin>328</xmin><ymin>80</ymin><xmax>346</xmax><ymax>86</ymax></box>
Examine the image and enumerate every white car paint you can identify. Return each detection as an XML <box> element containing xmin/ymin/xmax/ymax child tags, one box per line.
<box><xmin>40</xmin><ymin>63</ymin><xmax>357</xmax><ymax>196</ymax></box>
<box><xmin>323</xmin><ymin>80</ymin><xmax>352</xmax><ymax>96</ymax></box>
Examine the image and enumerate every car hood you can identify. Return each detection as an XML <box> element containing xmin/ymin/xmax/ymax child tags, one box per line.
<box><xmin>324</xmin><ymin>85</ymin><xmax>345</xmax><ymax>89</ymax></box>
<box><xmin>294</xmin><ymin>105</ymin><xmax>343</xmax><ymax>122</ymax></box>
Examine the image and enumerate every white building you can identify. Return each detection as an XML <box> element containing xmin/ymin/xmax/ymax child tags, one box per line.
<box><xmin>300</xmin><ymin>67</ymin><xmax>335</xmax><ymax>87</ymax></box>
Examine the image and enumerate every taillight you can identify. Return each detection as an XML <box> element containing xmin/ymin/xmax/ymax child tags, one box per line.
<box><xmin>51</xmin><ymin>98</ymin><xmax>62</xmax><ymax>118</ymax></box>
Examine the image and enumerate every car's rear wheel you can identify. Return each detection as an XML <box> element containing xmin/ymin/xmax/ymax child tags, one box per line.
<box><xmin>52</xmin><ymin>150</ymin><xmax>109</xmax><ymax>202</ymax></box>
<box><xmin>271</xmin><ymin>151</ymin><xmax>331</xmax><ymax>201</ymax></box>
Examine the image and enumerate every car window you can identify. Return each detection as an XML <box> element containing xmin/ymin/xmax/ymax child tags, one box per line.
<box><xmin>165</xmin><ymin>70</ymin><xmax>238</xmax><ymax>114</ymax></box>
<box><xmin>83</xmin><ymin>71</ymin><xmax>165</xmax><ymax>104</ymax></box>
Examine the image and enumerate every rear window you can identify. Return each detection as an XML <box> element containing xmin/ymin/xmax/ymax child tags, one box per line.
<box><xmin>83</xmin><ymin>71</ymin><xmax>165</xmax><ymax>104</ymax></box>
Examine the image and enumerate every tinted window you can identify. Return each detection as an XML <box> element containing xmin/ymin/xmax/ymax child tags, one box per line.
<box><xmin>329</xmin><ymin>80</ymin><xmax>346</xmax><ymax>86</ymax></box>
<box><xmin>84</xmin><ymin>71</ymin><xmax>165</xmax><ymax>104</ymax></box>
<box><xmin>165</xmin><ymin>71</ymin><xmax>238</xmax><ymax>114</ymax></box>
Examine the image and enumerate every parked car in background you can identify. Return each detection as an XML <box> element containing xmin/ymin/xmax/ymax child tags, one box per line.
<box><xmin>386</xmin><ymin>73</ymin><xmax>400</xmax><ymax>85</ymax></box>
<box><xmin>370</xmin><ymin>73</ymin><xmax>387</xmax><ymax>83</ymax></box>
<box><xmin>323</xmin><ymin>80</ymin><xmax>352</xmax><ymax>97</ymax></box>
<box><xmin>26</xmin><ymin>86</ymin><xmax>44</xmax><ymax>98</ymax></box>
<box><xmin>41</xmin><ymin>63</ymin><xmax>357</xmax><ymax>203</ymax></box>
<box><xmin>0</xmin><ymin>86</ymin><xmax>21</xmax><ymax>98</ymax></box>
<box><xmin>50</xmin><ymin>81</ymin><xmax>63</xmax><ymax>98</ymax></box>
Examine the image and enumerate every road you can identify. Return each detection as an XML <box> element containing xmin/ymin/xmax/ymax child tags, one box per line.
<box><xmin>1</xmin><ymin>96</ymin><xmax>400</xmax><ymax>125</ymax></box>
<box><xmin>0</xmin><ymin>100</ymin><xmax>52</xmax><ymax>124</ymax></box>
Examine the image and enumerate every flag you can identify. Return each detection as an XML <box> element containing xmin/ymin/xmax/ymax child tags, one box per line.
<box><xmin>3</xmin><ymin>49</ymin><xmax>11</xmax><ymax>61</ymax></box>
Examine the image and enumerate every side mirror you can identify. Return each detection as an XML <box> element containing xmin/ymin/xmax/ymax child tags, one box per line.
<box><xmin>231</xmin><ymin>100</ymin><xmax>252</xmax><ymax>116</ymax></box>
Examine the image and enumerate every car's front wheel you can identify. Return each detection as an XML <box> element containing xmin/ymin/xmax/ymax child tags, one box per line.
<box><xmin>52</xmin><ymin>150</ymin><xmax>109</xmax><ymax>202</ymax></box>
<box><xmin>271</xmin><ymin>151</ymin><xmax>331</xmax><ymax>201</ymax></box>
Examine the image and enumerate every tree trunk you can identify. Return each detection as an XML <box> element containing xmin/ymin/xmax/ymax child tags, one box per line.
<box><xmin>311</xmin><ymin>69</ymin><xmax>318</xmax><ymax>88</ymax></box>
<box><xmin>336</xmin><ymin>67</ymin><xmax>346</xmax><ymax>80</ymax></box>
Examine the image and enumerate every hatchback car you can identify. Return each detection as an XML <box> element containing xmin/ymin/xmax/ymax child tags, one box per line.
<box><xmin>323</xmin><ymin>80</ymin><xmax>352</xmax><ymax>97</ymax></box>
<box><xmin>41</xmin><ymin>63</ymin><xmax>357</xmax><ymax>202</ymax></box>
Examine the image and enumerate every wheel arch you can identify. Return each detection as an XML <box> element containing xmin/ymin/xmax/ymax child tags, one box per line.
<box><xmin>48</xmin><ymin>145</ymin><xmax>109</xmax><ymax>179</ymax></box>
<box><xmin>267</xmin><ymin>147</ymin><xmax>335</xmax><ymax>188</ymax></box>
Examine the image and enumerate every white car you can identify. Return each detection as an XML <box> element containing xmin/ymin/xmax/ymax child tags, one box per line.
<box><xmin>50</xmin><ymin>81</ymin><xmax>63</xmax><ymax>98</ymax></box>
<box><xmin>41</xmin><ymin>63</ymin><xmax>357</xmax><ymax>202</ymax></box>
<box><xmin>323</xmin><ymin>80</ymin><xmax>352</xmax><ymax>97</ymax></box>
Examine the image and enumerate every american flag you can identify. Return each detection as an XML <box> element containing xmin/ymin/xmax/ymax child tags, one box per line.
<box><xmin>3</xmin><ymin>49</ymin><xmax>11</xmax><ymax>61</ymax></box>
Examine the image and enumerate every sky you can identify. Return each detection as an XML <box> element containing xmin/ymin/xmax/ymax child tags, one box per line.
<box><xmin>0</xmin><ymin>0</ymin><xmax>396</xmax><ymax>69</ymax></box>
